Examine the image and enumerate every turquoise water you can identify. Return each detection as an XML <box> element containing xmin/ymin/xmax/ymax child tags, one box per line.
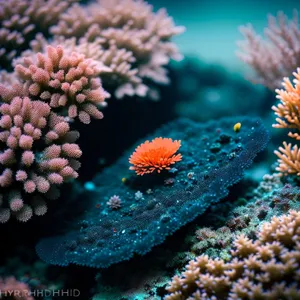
<box><xmin>153</xmin><ymin>0</ymin><xmax>299</xmax><ymax>70</ymax></box>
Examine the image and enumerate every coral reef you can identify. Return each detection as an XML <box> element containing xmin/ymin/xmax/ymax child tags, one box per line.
<box><xmin>166</xmin><ymin>210</ymin><xmax>300</xmax><ymax>300</ymax></box>
<box><xmin>238</xmin><ymin>10</ymin><xmax>300</xmax><ymax>89</ymax></box>
<box><xmin>0</xmin><ymin>44</ymin><xmax>109</xmax><ymax>223</ymax></box>
<box><xmin>2</xmin><ymin>2</ymin><xmax>299</xmax><ymax>299</ymax></box>
<box><xmin>36</xmin><ymin>116</ymin><xmax>268</xmax><ymax>268</ymax></box>
<box><xmin>88</xmin><ymin>173</ymin><xmax>299</xmax><ymax>300</ymax></box>
<box><xmin>0</xmin><ymin>0</ymin><xmax>183</xmax><ymax>225</ymax></box>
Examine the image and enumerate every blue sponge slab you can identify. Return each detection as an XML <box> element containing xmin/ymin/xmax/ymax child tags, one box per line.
<box><xmin>36</xmin><ymin>116</ymin><xmax>269</xmax><ymax>268</ymax></box>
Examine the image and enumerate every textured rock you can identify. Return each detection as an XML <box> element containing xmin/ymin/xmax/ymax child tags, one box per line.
<box><xmin>36</xmin><ymin>116</ymin><xmax>269</xmax><ymax>268</ymax></box>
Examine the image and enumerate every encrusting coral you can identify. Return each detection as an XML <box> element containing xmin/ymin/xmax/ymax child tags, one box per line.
<box><xmin>0</xmin><ymin>96</ymin><xmax>81</xmax><ymax>223</ymax></box>
<box><xmin>165</xmin><ymin>210</ymin><xmax>300</xmax><ymax>300</ymax></box>
<box><xmin>49</xmin><ymin>0</ymin><xmax>185</xmax><ymax>99</ymax></box>
<box><xmin>273</xmin><ymin>68</ymin><xmax>300</xmax><ymax>176</ymax></box>
<box><xmin>0</xmin><ymin>0</ymin><xmax>78</xmax><ymax>71</ymax></box>
<box><xmin>129</xmin><ymin>137</ymin><xmax>182</xmax><ymax>175</ymax></box>
<box><xmin>238</xmin><ymin>10</ymin><xmax>300</xmax><ymax>89</ymax></box>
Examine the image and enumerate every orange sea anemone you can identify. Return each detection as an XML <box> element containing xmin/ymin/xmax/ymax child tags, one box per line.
<box><xmin>129</xmin><ymin>137</ymin><xmax>182</xmax><ymax>176</ymax></box>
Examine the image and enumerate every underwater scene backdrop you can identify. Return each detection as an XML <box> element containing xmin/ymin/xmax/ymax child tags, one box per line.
<box><xmin>0</xmin><ymin>0</ymin><xmax>300</xmax><ymax>299</ymax></box>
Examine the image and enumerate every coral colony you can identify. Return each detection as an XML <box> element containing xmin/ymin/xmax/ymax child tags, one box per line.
<box><xmin>1</xmin><ymin>0</ymin><xmax>300</xmax><ymax>299</ymax></box>
<box><xmin>166</xmin><ymin>211</ymin><xmax>300</xmax><ymax>299</ymax></box>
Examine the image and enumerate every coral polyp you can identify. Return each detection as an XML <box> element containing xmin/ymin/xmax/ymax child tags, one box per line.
<box><xmin>129</xmin><ymin>137</ymin><xmax>182</xmax><ymax>175</ymax></box>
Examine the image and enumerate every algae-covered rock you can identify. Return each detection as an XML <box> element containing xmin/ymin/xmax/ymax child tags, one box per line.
<box><xmin>36</xmin><ymin>116</ymin><xmax>269</xmax><ymax>268</ymax></box>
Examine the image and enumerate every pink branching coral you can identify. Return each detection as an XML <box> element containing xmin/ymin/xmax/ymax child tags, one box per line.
<box><xmin>0</xmin><ymin>95</ymin><xmax>82</xmax><ymax>222</ymax></box>
<box><xmin>273</xmin><ymin>68</ymin><xmax>300</xmax><ymax>175</ymax></box>
<box><xmin>165</xmin><ymin>210</ymin><xmax>300</xmax><ymax>300</ymax></box>
<box><xmin>0</xmin><ymin>0</ymin><xmax>78</xmax><ymax>71</ymax></box>
<box><xmin>237</xmin><ymin>10</ymin><xmax>300</xmax><ymax>89</ymax></box>
<box><xmin>49</xmin><ymin>0</ymin><xmax>185</xmax><ymax>99</ymax></box>
<box><xmin>0</xmin><ymin>276</ymin><xmax>33</xmax><ymax>300</ymax></box>
<box><xmin>15</xmin><ymin>45</ymin><xmax>110</xmax><ymax>124</ymax></box>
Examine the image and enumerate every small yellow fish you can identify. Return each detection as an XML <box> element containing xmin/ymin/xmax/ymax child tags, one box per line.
<box><xmin>121</xmin><ymin>177</ymin><xmax>127</xmax><ymax>183</ymax></box>
<box><xmin>233</xmin><ymin>122</ymin><xmax>241</xmax><ymax>132</ymax></box>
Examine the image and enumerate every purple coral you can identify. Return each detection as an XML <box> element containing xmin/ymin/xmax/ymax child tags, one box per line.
<box><xmin>0</xmin><ymin>96</ymin><xmax>81</xmax><ymax>222</ymax></box>
<box><xmin>15</xmin><ymin>45</ymin><xmax>110</xmax><ymax>124</ymax></box>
